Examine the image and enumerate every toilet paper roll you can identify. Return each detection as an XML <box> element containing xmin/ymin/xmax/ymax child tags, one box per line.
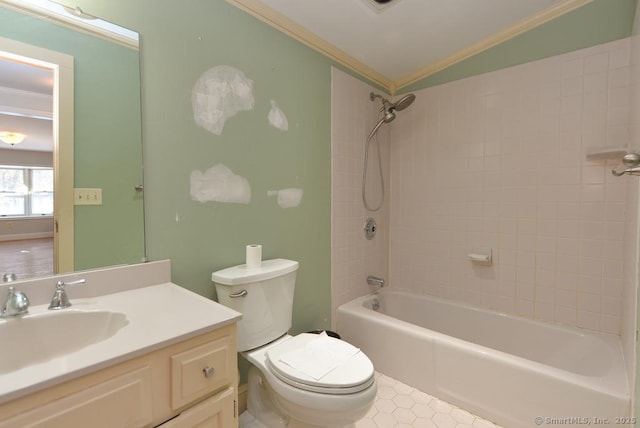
<box><xmin>246</xmin><ymin>244</ymin><xmax>262</xmax><ymax>269</ymax></box>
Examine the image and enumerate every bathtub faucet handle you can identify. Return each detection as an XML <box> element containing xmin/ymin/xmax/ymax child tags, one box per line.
<box><xmin>367</xmin><ymin>276</ymin><xmax>385</xmax><ymax>288</ymax></box>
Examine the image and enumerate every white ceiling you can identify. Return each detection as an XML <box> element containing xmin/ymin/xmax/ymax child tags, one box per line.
<box><xmin>230</xmin><ymin>0</ymin><xmax>588</xmax><ymax>90</ymax></box>
<box><xmin>0</xmin><ymin>58</ymin><xmax>53</xmax><ymax>153</ymax></box>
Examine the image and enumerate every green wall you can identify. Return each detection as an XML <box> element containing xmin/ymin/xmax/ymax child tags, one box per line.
<box><xmin>75</xmin><ymin>0</ymin><xmax>333</xmax><ymax>335</ymax></box>
<box><xmin>0</xmin><ymin>6</ymin><xmax>144</xmax><ymax>271</ymax></box>
<box><xmin>401</xmin><ymin>0</ymin><xmax>638</xmax><ymax>92</ymax></box>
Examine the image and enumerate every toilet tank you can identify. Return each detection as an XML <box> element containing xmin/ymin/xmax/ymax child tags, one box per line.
<box><xmin>212</xmin><ymin>258</ymin><xmax>298</xmax><ymax>352</ymax></box>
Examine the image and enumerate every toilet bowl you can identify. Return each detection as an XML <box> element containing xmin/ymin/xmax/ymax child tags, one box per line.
<box><xmin>244</xmin><ymin>334</ymin><xmax>376</xmax><ymax>427</ymax></box>
<box><xmin>212</xmin><ymin>259</ymin><xmax>376</xmax><ymax>427</ymax></box>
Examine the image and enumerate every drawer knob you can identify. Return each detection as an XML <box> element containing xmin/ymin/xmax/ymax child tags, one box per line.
<box><xmin>203</xmin><ymin>366</ymin><xmax>215</xmax><ymax>378</ymax></box>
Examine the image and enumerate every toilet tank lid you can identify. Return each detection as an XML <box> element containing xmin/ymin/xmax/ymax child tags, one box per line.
<box><xmin>211</xmin><ymin>258</ymin><xmax>299</xmax><ymax>285</ymax></box>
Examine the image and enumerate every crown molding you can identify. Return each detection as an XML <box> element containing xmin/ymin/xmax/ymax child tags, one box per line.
<box><xmin>226</xmin><ymin>0</ymin><xmax>394</xmax><ymax>92</ymax></box>
<box><xmin>226</xmin><ymin>0</ymin><xmax>593</xmax><ymax>94</ymax></box>
<box><xmin>0</xmin><ymin>86</ymin><xmax>53</xmax><ymax>119</ymax></box>
<box><xmin>395</xmin><ymin>0</ymin><xmax>594</xmax><ymax>91</ymax></box>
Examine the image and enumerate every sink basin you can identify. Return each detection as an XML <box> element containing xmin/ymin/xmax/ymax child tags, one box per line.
<box><xmin>0</xmin><ymin>310</ymin><xmax>129</xmax><ymax>374</ymax></box>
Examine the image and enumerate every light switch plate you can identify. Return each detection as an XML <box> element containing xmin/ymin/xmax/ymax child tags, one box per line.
<box><xmin>74</xmin><ymin>188</ymin><xmax>102</xmax><ymax>205</ymax></box>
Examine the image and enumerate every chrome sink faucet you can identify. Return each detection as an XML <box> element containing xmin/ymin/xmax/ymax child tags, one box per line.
<box><xmin>48</xmin><ymin>279</ymin><xmax>86</xmax><ymax>310</ymax></box>
<box><xmin>1</xmin><ymin>287</ymin><xmax>30</xmax><ymax>318</ymax></box>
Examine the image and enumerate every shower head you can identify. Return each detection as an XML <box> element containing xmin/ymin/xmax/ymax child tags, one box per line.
<box><xmin>370</xmin><ymin>92</ymin><xmax>416</xmax><ymax>114</ymax></box>
<box><xmin>368</xmin><ymin>92</ymin><xmax>416</xmax><ymax>139</ymax></box>
<box><xmin>393</xmin><ymin>93</ymin><xmax>416</xmax><ymax>111</ymax></box>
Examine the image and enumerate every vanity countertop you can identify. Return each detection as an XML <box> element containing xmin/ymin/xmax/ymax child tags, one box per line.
<box><xmin>0</xmin><ymin>263</ymin><xmax>241</xmax><ymax>405</ymax></box>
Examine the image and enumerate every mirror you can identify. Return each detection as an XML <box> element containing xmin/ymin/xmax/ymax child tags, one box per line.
<box><xmin>0</xmin><ymin>1</ymin><xmax>145</xmax><ymax>281</ymax></box>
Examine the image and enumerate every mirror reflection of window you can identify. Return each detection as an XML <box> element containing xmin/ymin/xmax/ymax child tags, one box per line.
<box><xmin>30</xmin><ymin>168</ymin><xmax>53</xmax><ymax>215</ymax></box>
<box><xmin>0</xmin><ymin>168</ymin><xmax>26</xmax><ymax>216</ymax></box>
<box><xmin>0</xmin><ymin>167</ymin><xmax>53</xmax><ymax>217</ymax></box>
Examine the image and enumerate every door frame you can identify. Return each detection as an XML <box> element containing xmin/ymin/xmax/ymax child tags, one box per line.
<box><xmin>0</xmin><ymin>36</ymin><xmax>74</xmax><ymax>273</ymax></box>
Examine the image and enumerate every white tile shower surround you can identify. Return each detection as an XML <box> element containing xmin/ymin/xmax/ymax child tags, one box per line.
<box><xmin>385</xmin><ymin>37</ymin><xmax>638</xmax><ymax>336</ymax></box>
<box><xmin>355</xmin><ymin>372</ymin><xmax>502</xmax><ymax>428</ymax></box>
<box><xmin>331</xmin><ymin>68</ymin><xmax>392</xmax><ymax>325</ymax></box>
<box><xmin>331</xmin><ymin>36</ymin><xmax>639</xmax><ymax>413</ymax></box>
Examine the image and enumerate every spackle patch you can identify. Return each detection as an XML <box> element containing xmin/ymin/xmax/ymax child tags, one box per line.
<box><xmin>192</xmin><ymin>65</ymin><xmax>255</xmax><ymax>135</ymax></box>
<box><xmin>268</xmin><ymin>100</ymin><xmax>288</xmax><ymax>131</ymax></box>
<box><xmin>191</xmin><ymin>164</ymin><xmax>251</xmax><ymax>204</ymax></box>
<box><xmin>267</xmin><ymin>188</ymin><xmax>303</xmax><ymax>208</ymax></box>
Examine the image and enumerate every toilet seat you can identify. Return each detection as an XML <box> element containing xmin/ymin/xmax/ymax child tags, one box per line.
<box><xmin>265</xmin><ymin>333</ymin><xmax>375</xmax><ymax>395</ymax></box>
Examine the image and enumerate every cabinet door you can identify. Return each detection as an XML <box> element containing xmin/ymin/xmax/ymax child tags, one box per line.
<box><xmin>0</xmin><ymin>367</ymin><xmax>153</xmax><ymax>428</ymax></box>
<box><xmin>171</xmin><ymin>334</ymin><xmax>234</xmax><ymax>410</ymax></box>
<box><xmin>159</xmin><ymin>387</ymin><xmax>236</xmax><ymax>428</ymax></box>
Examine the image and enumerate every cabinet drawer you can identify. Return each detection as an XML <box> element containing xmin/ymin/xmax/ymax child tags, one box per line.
<box><xmin>171</xmin><ymin>334</ymin><xmax>233</xmax><ymax>410</ymax></box>
<box><xmin>0</xmin><ymin>366</ymin><xmax>152</xmax><ymax>428</ymax></box>
<box><xmin>159</xmin><ymin>387</ymin><xmax>235</xmax><ymax>428</ymax></box>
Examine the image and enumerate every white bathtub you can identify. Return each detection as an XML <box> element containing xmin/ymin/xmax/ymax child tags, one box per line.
<box><xmin>337</xmin><ymin>291</ymin><xmax>631</xmax><ymax>428</ymax></box>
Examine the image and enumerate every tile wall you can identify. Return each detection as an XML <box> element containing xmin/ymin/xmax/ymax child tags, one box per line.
<box><xmin>331</xmin><ymin>69</ymin><xmax>390</xmax><ymax>325</ymax></box>
<box><xmin>388</xmin><ymin>38</ymin><xmax>636</xmax><ymax>335</ymax></box>
<box><xmin>626</xmin><ymin>31</ymin><xmax>640</xmax><ymax>403</ymax></box>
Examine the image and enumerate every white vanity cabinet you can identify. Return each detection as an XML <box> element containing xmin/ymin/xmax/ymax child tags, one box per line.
<box><xmin>158</xmin><ymin>387</ymin><xmax>236</xmax><ymax>428</ymax></box>
<box><xmin>0</xmin><ymin>324</ymin><xmax>238</xmax><ymax>428</ymax></box>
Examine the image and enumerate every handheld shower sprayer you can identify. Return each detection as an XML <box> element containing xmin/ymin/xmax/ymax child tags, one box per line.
<box><xmin>370</xmin><ymin>91</ymin><xmax>416</xmax><ymax>111</ymax></box>
<box><xmin>362</xmin><ymin>91</ymin><xmax>416</xmax><ymax>211</ymax></box>
<box><xmin>367</xmin><ymin>92</ymin><xmax>416</xmax><ymax>139</ymax></box>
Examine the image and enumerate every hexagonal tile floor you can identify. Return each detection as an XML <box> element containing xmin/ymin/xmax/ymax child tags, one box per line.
<box><xmin>355</xmin><ymin>372</ymin><xmax>503</xmax><ymax>428</ymax></box>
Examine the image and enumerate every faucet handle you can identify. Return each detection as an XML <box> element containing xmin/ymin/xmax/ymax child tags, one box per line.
<box><xmin>49</xmin><ymin>286</ymin><xmax>70</xmax><ymax>310</ymax></box>
<box><xmin>48</xmin><ymin>279</ymin><xmax>86</xmax><ymax>310</ymax></box>
<box><xmin>57</xmin><ymin>279</ymin><xmax>86</xmax><ymax>288</ymax></box>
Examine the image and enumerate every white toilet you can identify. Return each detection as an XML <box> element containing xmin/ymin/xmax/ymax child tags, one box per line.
<box><xmin>212</xmin><ymin>259</ymin><xmax>376</xmax><ymax>428</ymax></box>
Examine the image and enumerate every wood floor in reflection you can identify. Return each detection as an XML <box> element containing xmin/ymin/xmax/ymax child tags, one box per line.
<box><xmin>0</xmin><ymin>238</ymin><xmax>53</xmax><ymax>281</ymax></box>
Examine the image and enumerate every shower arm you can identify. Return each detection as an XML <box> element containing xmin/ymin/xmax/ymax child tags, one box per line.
<box><xmin>370</xmin><ymin>92</ymin><xmax>394</xmax><ymax>114</ymax></box>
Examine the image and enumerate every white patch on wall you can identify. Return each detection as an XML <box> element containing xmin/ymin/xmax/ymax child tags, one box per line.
<box><xmin>268</xmin><ymin>100</ymin><xmax>288</xmax><ymax>131</ymax></box>
<box><xmin>192</xmin><ymin>65</ymin><xmax>255</xmax><ymax>135</ymax></box>
<box><xmin>267</xmin><ymin>188</ymin><xmax>303</xmax><ymax>208</ymax></box>
<box><xmin>191</xmin><ymin>164</ymin><xmax>251</xmax><ymax>204</ymax></box>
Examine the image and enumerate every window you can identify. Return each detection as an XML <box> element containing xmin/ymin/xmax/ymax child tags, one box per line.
<box><xmin>0</xmin><ymin>167</ymin><xmax>53</xmax><ymax>217</ymax></box>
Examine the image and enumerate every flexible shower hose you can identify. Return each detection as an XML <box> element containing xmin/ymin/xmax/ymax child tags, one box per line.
<box><xmin>361</xmin><ymin>127</ymin><xmax>385</xmax><ymax>212</ymax></box>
